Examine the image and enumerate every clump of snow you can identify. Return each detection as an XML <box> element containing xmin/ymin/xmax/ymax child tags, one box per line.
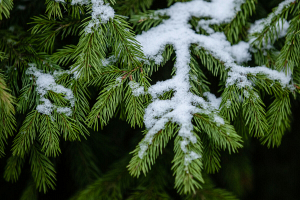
<box><xmin>129</xmin><ymin>81</ymin><xmax>145</xmax><ymax>96</ymax></box>
<box><xmin>91</xmin><ymin>0</ymin><xmax>114</xmax><ymax>23</ymax></box>
<box><xmin>226</xmin><ymin>63</ymin><xmax>291</xmax><ymax>88</ymax></box>
<box><xmin>203</xmin><ymin>92</ymin><xmax>222</xmax><ymax>110</ymax></box>
<box><xmin>196</xmin><ymin>0</ymin><xmax>244</xmax><ymax>34</ymax></box>
<box><xmin>36</xmin><ymin>98</ymin><xmax>53</xmax><ymax>115</ymax></box>
<box><xmin>83</xmin><ymin>0</ymin><xmax>115</xmax><ymax>33</ymax></box>
<box><xmin>70</xmin><ymin>0</ymin><xmax>115</xmax><ymax>33</ymax></box>
<box><xmin>248</xmin><ymin>0</ymin><xmax>292</xmax><ymax>53</ymax></box>
<box><xmin>249</xmin><ymin>0</ymin><xmax>293</xmax><ymax>36</ymax></box>
<box><xmin>184</xmin><ymin>151</ymin><xmax>201</xmax><ymax>166</ymax></box>
<box><xmin>243</xmin><ymin>90</ymin><xmax>250</xmax><ymax>98</ymax></box>
<box><xmin>230</xmin><ymin>41</ymin><xmax>251</xmax><ymax>64</ymax></box>
<box><xmin>249</xmin><ymin>18</ymin><xmax>290</xmax><ymax>39</ymax></box>
<box><xmin>26</xmin><ymin>64</ymin><xmax>75</xmax><ymax>116</ymax></box>
<box><xmin>135</xmin><ymin>0</ymin><xmax>293</xmax><ymax>166</ymax></box>
<box><xmin>249</xmin><ymin>18</ymin><xmax>290</xmax><ymax>51</ymax></box>
<box><xmin>71</xmin><ymin>0</ymin><xmax>89</xmax><ymax>5</ymax></box>
<box><xmin>214</xmin><ymin>115</ymin><xmax>224</xmax><ymax>126</ymax></box>
<box><xmin>56</xmin><ymin>107</ymin><xmax>73</xmax><ymax>116</ymax></box>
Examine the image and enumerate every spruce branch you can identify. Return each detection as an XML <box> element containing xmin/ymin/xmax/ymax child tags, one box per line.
<box><xmin>4</xmin><ymin>155</ymin><xmax>25</xmax><ymax>182</ymax></box>
<box><xmin>115</xmin><ymin>0</ymin><xmax>154</xmax><ymax>16</ymax></box>
<box><xmin>192</xmin><ymin>47</ymin><xmax>227</xmax><ymax>81</ymax></box>
<box><xmin>276</xmin><ymin>11</ymin><xmax>300</xmax><ymax>73</ymax></box>
<box><xmin>130</xmin><ymin>10</ymin><xmax>168</xmax><ymax>34</ymax></box>
<box><xmin>193</xmin><ymin>113</ymin><xmax>243</xmax><ymax>154</ymax></box>
<box><xmin>45</xmin><ymin>0</ymin><xmax>64</xmax><ymax>19</ymax></box>
<box><xmin>220</xmin><ymin>85</ymin><xmax>241</xmax><ymax>122</ymax></box>
<box><xmin>87</xmin><ymin>76</ymin><xmax>124</xmax><ymax>130</ymax></box>
<box><xmin>250</xmin><ymin>0</ymin><xmax>299</xmax><ymax>48</ymax></box>
<box><xmin>224</xmin><ymin>0</ymin><xmax>257</xmax><ymax>44</ymax></box>
<box><xmin>39</xmin><ymin>114</ymin><xmax>61</xmax><ymax>157</ymax></box>
<box><xmin>124</xmin><ymin>82</ymin><xmax>147</xmax><ymax>128</ymax></box>
<box><xmin>30</xmin><ymin>15</ymin><xmax>81</xmax><ymax>53</ymax></box>
<box><xmin>107</xmin><ymin>16</ymin><xmax>144</xmax><ymax>68</ymax></box>
<box><xmin>72</xmin><ymin>24</ymin><xmax>107</xmax><ymax>81</ymax></box>
<box><xmin>201</xmin><ymin>138</ymin><xmax>221</xmax><ymax>174</ymax></box>
<box><xmin>172</xmin><ymin>133</ymin><xmax>204</xmax><ymax>194</ymax></box>
<box><xmin>241</xmin><ymin>87</ymin><xmax>268</xmax><ymax>137</ymax></box>
<box><xmin>128</xmin><ymin>122</ymin><xmax>177</xmax><ymax>177</ymax></box>
<box><xmin>261</xmin><ymin>94</ymin><xmax>291</xmax><ymax>147</ymax></box>
<box><xmin>189</xmin><ymin>56</ymin><xmax>210</xmax><ymax>97</ymax></box>
<box><xmin>51</xmin><ymin>44</ymin><xmax>78</xmax><ymax>66</ymax></box>
<box><xmin>12</xmin><ymin>110</ymin><xmax>40</xmax><ymax>157</ymax></box>
<box><xmin>0</xmin><ymin>0</ymin><xmax>13</xmax><ymax>20</ymax></box>
<box><xmin>30</xmin><ymin>143</ymin><xmax>56</xmax><ymax>193</ymax></box>
<box><xmin>0</xmin><ymin>71</ymin><xmax>16</xmax><ymax>157</ymax></box>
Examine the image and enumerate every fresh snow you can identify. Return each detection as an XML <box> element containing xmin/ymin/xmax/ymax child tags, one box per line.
<box><xmin>66</xmin><ymin>0</ymin><xmax>115</xmax><ymax>33</ymax></box>
<box><xmin>203</xmin><ymin>92</ymin><xmax>222</xmax><ymax>110</ymax></box>
<box><xmin>85</xmin><ymin>0</ymin><xmax>115</xmax><ymax>33</ymax></box>
<box><xmin>248</xmin><ymin>18</ymin><xmax>290</xmax><ymax>53</ymax></box>
<box><xmin>249</xmin><ymin>0</ymin><xmax>294</xmax><ymax>36</ymax></box>
<box><xmin>26</xmin><ymin>64</ymin><xmax>75</xmax><ymax>116</ymax></box>
<box><xmin>248</xmin><ymin>0</ymin><xmax>292</xmax><ymax>54</ymax></box>
<box><xmin>136</xmin><ymin>0</ymin><xmax>293</xmax><ymax>165</ymax></box>
<box><xmin>55</xmin><ymin>0</ymin><xmax>115</xmax><ymax>33</ymax></box>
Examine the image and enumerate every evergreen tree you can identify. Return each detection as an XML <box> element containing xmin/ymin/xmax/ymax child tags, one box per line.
<box><xmin>0</xmin><ymin>0</ymin><xmax>300</xmax><ymax>199</ymax></box>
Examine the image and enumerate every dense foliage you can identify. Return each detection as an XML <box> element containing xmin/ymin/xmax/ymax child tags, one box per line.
<box><xmin>1</xmin><ymin>0</ymin><xmax>300</xmax><ymax>199</ymax></box>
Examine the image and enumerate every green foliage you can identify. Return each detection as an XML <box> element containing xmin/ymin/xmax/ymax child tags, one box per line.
<box><xmin>0</xmin><ymin>71</ymin><xmax>16</xmax><ymax>157</ymax></box>
<box><xmin>172</xmin><ymin>133</ymin><xmax>204</xmax><ymax>194</ymax></box>
<box><xmin>128</xmin><ymin>122</ymin><xmax>177</xmax><ymax>177</ymax></box>
<box><xmin>261</xmin><ymin>93</ymin><xmax>291</xmax><ymax>147</ymax></box>
<box><xmin>251</xmin><ymin>0</ymin><xmax>299</xmax><ymax>48</ymax></box>
<box><xmin>1</xmin><ymin>0</ymin><xmax>300</xmax><ymax>199</ymax></box>
<box><xmin>4</xmin><ymin>155</ymin><xmax>25</xmax><ymax>182</ymax></box>
<box><xmin>131</xmin><ymin>10</ymin><xmax>169</xmax><ymax>34</ymax></box>
<box><xmin>30</xmin><ymin>15</ymin><xmax>81</xmax><ymax>53</ymax></box>
<box><xmin>0</xmin><ymin>0</ymin><xmax>13</xmax><ymax>20</ymax></box>
<box><xmin>224</xmin><ymin>0</ymin><xmax>257</xmax><ymax>44</ymax></box>
<box><xmin>29</xmin><ymin>143</ymin><xmax>56</xmax><ymax>193</ymax></box>
<box><xmin>116</xmin><ymin>0</ymin><xmax>154</xmax><ymax>16</ymax></box>
<box><xmin>276</xmin><ymin>10</ymin><xmax>300</xmax><ymax>73</ymax></box>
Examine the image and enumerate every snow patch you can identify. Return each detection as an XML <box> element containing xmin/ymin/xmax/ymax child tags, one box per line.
<box><xmin>136</xmin><ymin>0</ymin><xmax>292</xmax><ymax>163</ymax></box>
<box><xmin>84</xmin><ymin>0</ymin><xmax>115</xmax><ymax>33</ymax></box>
<box><xmin>26</xmin><ymin>64</ymin><xmax>74</xmax><ymax>116</ymax></box>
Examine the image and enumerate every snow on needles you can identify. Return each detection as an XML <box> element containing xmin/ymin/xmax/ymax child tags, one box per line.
<box><xmin>248</xmin><ymin>0</ymin><xmax>293</xmax><ymax>51</ymax></box>
<box><xmin>248</xmin><ymin>0</ymin><xmax>294</xmax><ymax>36</ymax></box>
<box><xmin>63</xmin><ymin>0</ymin><xmax>115</xmax><ymax>33</ymax></box>
<box><xmin>82</xmin><ymin>0</ymin><xmax>114</xmax><ymax>33</ymax></box>
<box><xmin>136</xmin><ymin>0</ymin><xmax>292</xmax><ymax>164</ymax></box>
<box><xmin>26</xmin><ymin>64</ymin><xmax>75</xmax><ymax>117</ymax></box>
